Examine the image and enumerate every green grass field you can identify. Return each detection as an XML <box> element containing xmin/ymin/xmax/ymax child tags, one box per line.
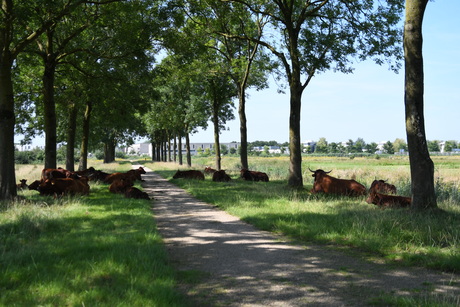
<box><xmin>2</xmin><ymin>162</ymin><xmax>188</xmax><ymax>306</ymax></box>
<box><xmin>147</xmin><ymin>155</ymin><xmax>460</xmax><ymax>272</ymax></box>
<box><xmin>2</xmin><ymin>155</ymin><xmax>459</xmax><ymax>306</ymax></box>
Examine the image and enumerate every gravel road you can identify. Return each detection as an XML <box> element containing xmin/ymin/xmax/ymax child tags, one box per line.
<box><xmin>137</xmin><ymin>165</ymin><xmax>460</xmax><ymax>306</ymax></box>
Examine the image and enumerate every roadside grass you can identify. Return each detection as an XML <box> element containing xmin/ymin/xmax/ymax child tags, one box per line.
<box><xmin>2</xmin><ymin>163</ymin><xmax>187</xmax><ymax>306</ymax></box>
<box><xmin>147</xmin><ymin>156</ymin><xmax>460</xmax><ymax>273</ymax></box>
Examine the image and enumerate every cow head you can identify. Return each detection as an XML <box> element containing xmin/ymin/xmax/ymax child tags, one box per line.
<box><xmin>309</xmin><ymin>168</ymin><xmax>332</xmax><ymax>180</ymax></box>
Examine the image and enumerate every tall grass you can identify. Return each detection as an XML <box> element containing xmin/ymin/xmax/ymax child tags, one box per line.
<box><xmin>148</xmin><ymin>155</ymin><xmax>460</xmax><ymax>272</ymax></box>
<box><xmin>2</xmin><ymin>162</ymin><xmax>187</xmax><ymax>306</ymax></box>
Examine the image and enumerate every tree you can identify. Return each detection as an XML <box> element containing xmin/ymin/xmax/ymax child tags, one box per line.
<box><xmin>0</xmin><ymin>0</ymin><xmax>92</xmax><ymax>200</ymax></box>
<box><xmin>404</xmin><ymin>0</ymin><xmax>436</xmax><ymax>209</ymax></box>
<box><xmin>365</xmin><ymin>142</ymin><xmax>378</xmax><ymax>154</ymax></box>
<box><xmin>383</xmin><ymin>141</ymin><xmax>394</xmax><ymax>154</ymax></box>
<box><xmin>229</xmin><ymin>0</ymin><xmax>403</xmax><ymax>187</ymax></box>
<box><xmin>427</xmin><ymin>140</ymin><xmax>440</xmax><ymax>152</ymax></box>
<box><xmin>315</xmin><ymin>137</ymin><xmax>328</xmax><ymax>153</ymax></box>
<box><xmin>393</xmin><ymin>138</ymin><xmax>408</xmax><ymax>153</ymax></box>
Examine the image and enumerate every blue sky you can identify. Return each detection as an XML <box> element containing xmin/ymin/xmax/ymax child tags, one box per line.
<box><xmin>190</xmin><ymin>0</ymin><xmax>459</xmax><ymax>145</ymax></box>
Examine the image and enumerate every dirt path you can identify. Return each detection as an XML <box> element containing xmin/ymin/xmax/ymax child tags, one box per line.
<box><xmin>137</xmin><ymin>165</ymin><xmax>459</xmax><ymax>306</ymax></box>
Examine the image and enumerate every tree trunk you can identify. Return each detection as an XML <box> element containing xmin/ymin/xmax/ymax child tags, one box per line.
<box><xmin>0</xmin><ymin>53</ymin><xmax>17</xmax><ymax>200</ymax></box>
<box><xmin>65</xmin><ymin>102</ymin><xmax>78</xmax><ymax>171</ymax></box>
<box><xmin>43</xmin><ymin>58</ymin><xmax>58</xmax><ymax>169</ymax></box>
<box><xmin>103</xmin><ymin>139</ymin><xmax>116</xmax><ymax>163</ymax></box>
<box><xmin>178</xmin><ymin>135</ymin><xmax>183</xmax><ymax>165</ymax></box>
<box><xmin>404</xmin><ymin>0</ymin><xmax>436</xmax><ymax>209</ymax></box>
<box><xmin>173</xmin><ymin>136</ymin><xmax>177</xmax><ymax>162</ymax></box>
<box><xmin>288</xmin><ymin>84</ymin><xmax>303</xmax><ymax>188</ymax></box>
<box><xmin>238</xmin><ymin>85</ymin><xmax>249</xmax><ymax>170</ymax></box>
<box><xmin>213</xmin><ymin>114</ymin><xmax>222</xmax><ymax>171</ymax></box>
<box><xmin>78</xmin><ymin>101</ymin><xmax>92</xmax><ymax>171</ymax></box>
<box><xmin>185</xmin><ymin>133</ymin><xmax>191</xmax><ymax>167</ymax></box>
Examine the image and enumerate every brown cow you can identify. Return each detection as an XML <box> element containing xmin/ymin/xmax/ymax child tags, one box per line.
<box><xmin>124</xmin><ymin>187</ymin><xmax>150</xmax><ymax>200</ymax></box>
<box><xmin>212</xmin><ymin>170</ymin><xmax>231</xmax><ymax>182</ymax></box>
<box><xmin>109</xmin><ymin>178</ymin><xmax>133</xmax><ymax>194</ymax></box>
<box><xmin>204</xmin><ymin>166</ymin><xmax>217</xmax><ymax>175</ymax></box>
<box><xmin>104</xmin><ymin>167</ymin><xmax>146</xmax><ymax>184</ymax></box>
<box><xmin>173</xmin><ymin>170</ymin><xmax>205</xmax><ymax>180</ymax></box>
<box><xmin>367</xmin><ymin>184</ymin><xmax>411</xmax><ymax>208</ymax></box>
<box><xmin>38</xmin><ymin>177</ymin><xmax>89</xmax><ymax>196</ymax></box>
<box><xmin>41</xmin><ymin>168</ymin><xmax>71</xmax><ymax>181</ymax></box>
<box><xmin>17</xmin><ymin>179</ymin><xmax>28</xmax><ymax>190</ymax></box>
<box><xmin>309</xmin><ymin>169</ymin><xmax>366</xmax><ymax>196</ymax></box>
<box><xmin>369</xmin><ymin>179</ymin><xmax>397</xmax><ymax>194</ymax></box>
<box><xmin>240</xmin><ymin>169</ymin><xmax>269</xmax><ymax>182</ymax></box>
<box><xmin>28</xmin><ymin>180</ymin><xmax>41</xmax><ymax>191</ymax></box>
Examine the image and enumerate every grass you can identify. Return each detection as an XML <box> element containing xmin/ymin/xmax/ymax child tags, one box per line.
<box><xmin>2</xmin><ymin>162</ymin><xmax>187</xmax><ymax>306</ymax></box>
<box><xmin>146</xmin><ymin>155</ymin><xmax>460</xmax><ymax>273</ymax></box>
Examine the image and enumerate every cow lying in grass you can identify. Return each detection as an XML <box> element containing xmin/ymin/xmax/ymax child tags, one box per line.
<box><xmin>240</xmin><ymin>169</ymin><xmax>269</xmax><ymax>182</ymax></box>
<box><xmin>173</xmin><ymin>170</ymin><xmax>205</xmax><ymax>180</ymax></box>
<box><xmin>366</xmin><ymin>183</ymin><xmax>411</xmax><ymax>208</ymax></box>
<box><xmin>212</xmin><ymin>170</ymin><xmax>231</xmax><ymax>182</ymax></box>
<box><xmin>309</xmin><ymin>169</ymin><xmax>366</xmax><ymax>196</ymax></box>
<box><xmin>369</xmin><ymin>179</ymin><xmax>397</xmax><ymax>194</ymax></box>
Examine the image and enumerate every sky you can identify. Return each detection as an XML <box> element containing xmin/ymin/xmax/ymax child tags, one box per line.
<box><xmin>18</xmin><ymin>1</ymin><xmax>459</xmax><ymax>147</ymax></box>
<box><xmin>188</xmin><ymin>0</ymin><xmax>460</xmax><ymax>145</ymax></box>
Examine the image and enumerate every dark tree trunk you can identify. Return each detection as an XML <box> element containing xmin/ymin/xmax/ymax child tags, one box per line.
<box><xmin>404</xmin><ymin>0</ymin><xmax>436</xmax><ymax>209</ymax></box>
<box><xmin>238</xmin><ymin>85</ymin><xmax>249</xmax><ymax>170</ymax></box>
<box><xmin>78</xmin><ymin>101</ymin><xmax>92</xmax><ymax>171</ymax></box>
<box><xmin>0</xmin><ymin>54</ymin><xmax>17</xmax><ymax>200</ymax></box>
<box><xmin>185</xmin><ymin>133</ymin><xmax>191</xmax><ymax>167</ymax></box>
<box><xmin>65</xmin><ymin>102</ymin><xmax>78</xmax><ymax>171</ymax></box>
<box><xmin>173</xmin><ymin>136</ymin><xmax>177</xmax><ymax>162</ymax></box>
<box><xmin>43</xmin><ymin>58</ymin><xmax>57</xmax><ymax>169</ymax></box>
<box><xmin>151</xmin><ymin>142</ymin><xmax>157</xmax><ymax>161</ymax></box>
<box><xmin>212</xmin><ymin>98</ymin><xmax>222</xmax><ymax>170</ymax></box>
<box><xmin>103</xmin><ymin>139</ymin><xmax>116</xmax><ymax>163</ymax></box>
<box><xmin>178</xmin><ymin>135</ymin><xmax>183</xmax><ymax>165</ymax></box>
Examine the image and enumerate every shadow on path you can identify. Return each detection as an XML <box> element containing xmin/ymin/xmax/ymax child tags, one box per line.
<box><xmin>137</xmin><ymin>166</ymin><xmax>459</xmax><ymax>306</ymax></box>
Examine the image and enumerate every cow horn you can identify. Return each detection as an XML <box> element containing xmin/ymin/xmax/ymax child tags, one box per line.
<box><xmin>308</xmin><ymin>168</ymin><xmax>315</xmax><ymax>172</ymax></box>
<box><xmin>325</xmin><ymin>170</ymin><xmax>332</xmax><ymax>174</ymax></box>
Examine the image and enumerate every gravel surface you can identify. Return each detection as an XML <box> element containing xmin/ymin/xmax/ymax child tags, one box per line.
<box><xmin>137</xmin><ymin>165</ymin><xmax>460</xmax><ymax>306</ymax></box>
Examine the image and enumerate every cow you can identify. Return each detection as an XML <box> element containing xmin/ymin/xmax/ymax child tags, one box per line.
<box><xmin>366</xmin><ymin>184</ymin><xmax>411</xmax><ymax>208</ymax></box>
<box><xmin>369</xmin><ymin>179</ymin><xmax>397</xmax><ymax>195</ymax></box>
<box><xmin>17</xmin><ymin>179</ymin><xmax>28</xmax><ymax>190</ymax></box>
<box><xmin>104</xmin><ymin>167</ymin><xmax>146</xmax><ymax>184</ymax></box>
<box><xmin>204</xmin><ymin>166</ymin><xmax>217</xmax><ymax>175</ymax></box>
<box><xmin>124</xmin><ymin>187</ymin><xmax>150</xmax><ymax>200</ymax></box>
<box><xmin>240</xmin><ymin>169</ymin><xmax>269</xmax><ymax>182</ymax></box>
<box><xmin>309</xmin><ymin>169</ymin><xmax>366</xmax><ymax>196</ymax></box>
<box><xmin>41</xmin><ymin>167</ymin><xmax>71</xmax><ymax>181</ymax></box>
<box><xmin>109</xmin><ymin>178</ymin><xmax>133</xmax><ymax>194</ymax></box>
<box><xmin>212</xmin><ymin>170</ymin><xmax>231</xmax><ymax>182</ymax></box>
<box><xmin>70</xmin><ymin>167</ymin><xmax>97</xmax><ymax>179</ymax></box>
<box><xmin>28</xmin><ymin>180</ymin><xmax>41</xmax><ymax>191</ymax></box>
<box><xmin>366</xmin><ymin>191</ymin><xmax>411</xmax><ymax>208</ymax></box>
<box><xmin>38</xmin><ymin>177</ymin><xmax>90</xmax><ymax>196</ymax></box>
<box><xmin>173</xmin><ymin>170</ymin><xmax>205</xmax><ymax>180</ymax></box>
<box><xmin>88</xmin><ymin>170</ymin><xmax>110</xmax><ymax>182</ymax></box>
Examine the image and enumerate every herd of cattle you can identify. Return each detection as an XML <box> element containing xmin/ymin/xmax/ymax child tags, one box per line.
<box><xmin>17</xmin><ymin>166</ymin><xmax>150</xmax><ymax>200</ymax></box>
<box><xmin>17</xmin><ymin>165</ymin><xmax>412</xmax><ymax>208</ymax></box>
<box><xmin>173</xmin><ymin>167</ymin><xmax>412</xmax><ymax>208</ymax></box>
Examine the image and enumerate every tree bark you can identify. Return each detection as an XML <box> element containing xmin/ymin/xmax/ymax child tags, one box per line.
<box><xmin>42</xmin><ymin>30</ymin><xmax>58</xmax><ymax>169</ymax></box>
<box><xmin>78</xmin><ymin>101</ymin><xmax>92</xmax><ymax>171</ymax></box>
<box><xmin>103</xmin><ymin>139</ymin><xmax>116</xmax><ymax>163</ymax></box>
<box><xmin>238</xmin><ymin>85</ymin><xmax>249</xmax><ymax>170</ymax></box>
<box><xmin>212</xmin><ymin>98</ymin><xmax>222</xmax><ymax>170</ymax></box>
<box><xmin>185</xmin><ymin>133</ymin><xmax>192</xmax><ymax>167</ymax></box>
<box><xmin>178</xmin><ymin>135</ymin><xmax>183</xmax><ymax>165</ymax></box>
<box><xmin>404</xmin><ymin>0</ymin><xmax>436</xmax><ymax>209</ymax></box>
<box><xmin>0</xmin><ymin>53</ymin><xmax>17</xmax><ymax>200</ymax></box>
<box><xmin>65</xmin><ymin>102</ymin><xmax>78</xmax><ymax>171</ymax></box>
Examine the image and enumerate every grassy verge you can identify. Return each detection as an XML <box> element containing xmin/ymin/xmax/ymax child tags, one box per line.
<box><xmin>146</xmin><ymin>157</ymin><xmax>460</xmax><ymax>273</ymax></box>
<box><xmin>2</xmin><ymin>162</ymin><xmax>187</xmax><ymax>306</ymax></box>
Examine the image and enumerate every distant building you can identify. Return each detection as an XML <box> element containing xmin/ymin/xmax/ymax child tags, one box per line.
<box><xmin>123</xmin><ymin>142</ymin><xmax>241</xmax><ymax>156</ymax></box>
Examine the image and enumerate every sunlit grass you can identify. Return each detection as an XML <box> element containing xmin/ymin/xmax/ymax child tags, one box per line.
<box><xmin>2</xmin><ymin>163</ymin><xmax>187</xmax><ymax>306</ymax></box>
<box><xmin>151</xmin><ymin>156</ymin><xmax>460</xmax><ymax>272</ymax></box>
